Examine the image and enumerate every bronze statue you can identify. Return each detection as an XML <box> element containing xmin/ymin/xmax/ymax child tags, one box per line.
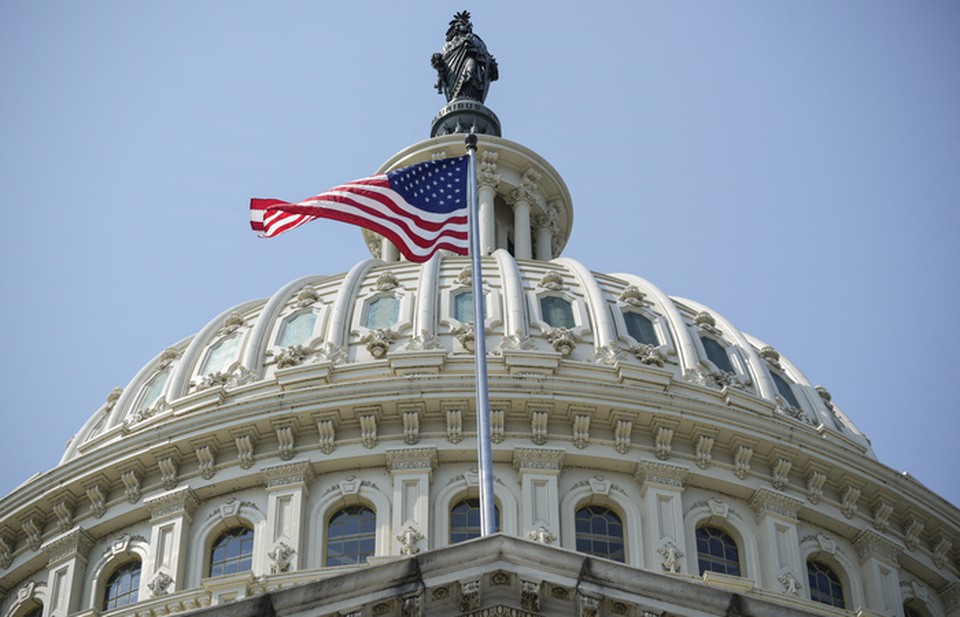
<box><xmin>432</xmin><ymin>11</ymin><xmax>498</xmax><ymax>104</ymax></box>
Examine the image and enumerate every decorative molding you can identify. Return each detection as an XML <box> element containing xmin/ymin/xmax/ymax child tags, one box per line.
<box><xmin>694</xmin><ymin>430</ymin><xmax>717</xmax><ymax>469</ymax></box>
<box><xmin>693</xmin><ymin>311</ymin><xmax>721</xmax><ymax>335</ymax></box>
<box><xmin>708</xmin><ymin>498</ymin><xmax>730</xmax><ymax>519</ymax></box>
<box><xmin>530</xmin><ymin>410</ymin><xmax>549</xmax><ymax>445</ymax></box>
<box><xmin>404</xmin><ymin>330</ymin><xmax>443</xmax><ymax>352</ymax></box>
<box><xmin>521</xmin><ymin>579</ymin><xmax>541</xmax><ymax>611</ymax></box>
<box><xmin>402</xmin><ymin>409</ymin><xmax>420</xmax><ymax>445</ymax></box>
<box><xmin>274</xmin><ymin>423</ymin><xmax>296</xmax><ymax>461</ymax></box>
<box><xmin>460</xmin><ymin>579</ymin><xmax>481</xmax><ymax>612</ymax></box>
<box><xmin>853</xmin><ymin>529</ymin><xmax>903</xmax><ymax>566</ymax></box>
<box><xmin>315</xmin><ymin>414</ymin><xmax>337</xmax><ymax>454</ymax></box>
<box><xmin>613</xmin><ymin>417</ymin><xmax>632</xmax><ymax>454</ymax></box>
<box><xmin>816</xmin><ymin>533</ymin><xmax>837</xmax><ymax>555</ymax></box>
<box><xmin>750</xmin><ymin>489</ymin><xmax>802</xmax><ymax>521</ymax></box>
<box><xmin>592</xmin><ymin>342</ymin><xmax>623</xmax><ymax>366</ymax></box>
<box><xmin>578</xmin><ymin>593</ymin><xmax>600</xmax><ymax>617</ymax></box>
<box><xmin>453</xmin><ymin>322</ymin><xmax>475</xmax><ymax>352</ymax></box>
<box><xmin>396</xmin><ymin>526</ymin><xmax>423</xmax><ymax>556</ymax></box>
<box><xmin>144</xmin><ymin>487</ymin><xmax>200</xmax><ymax>521</ymax></box>
<box><xmin>512</xmin><ymin>448</ymin><xmax>564</xmax><ymax>473</ymax></box>
<box><xmin>572</xmin><ymin>414</ymin><xmax>590</xmax><ymax>449</ymax></box>
<box><xmin>84</xmin><ymin>477</ymin><xmax>109</xmax><ymax>518</ymax></box>
<box><xmin>778</xmin><ymin>571</ymin><xmax>801</xmax><ymax>596</ymax></box>
<box><xmin>733</xmin><ymin>444</ymin><xmax>754</xmax><ymax>480</ymax></box>
<box><xmin>771</xmin><ymin>457</ymin><xmax>793</xmax><ymax>491</ymax></box>
<box><xmin>446</xmin><ymin>407</ymin><xmax>463</xmax><ymax>444</ymax></box>
<box><xmin>527</xmin><ymin>525</ymin><xmax>556</xmax><ymax>545</ymax></box>
<box><xmin>941</xmin><ymin>581</ymin><xmax>960</xmax><ymax>615</ymax></box>
<box><xmin>52</xmin><ymin>497</ymin><xmax>75</xmax><ymax>534</ymax></box>
<box><xmin>268</xmin><ymin>541</ymin><xmax>296</xmax><ymax>573</ymax></box>
<box><xmin>192</xmin><ymin>439</ymin><xmax>219</xmax><ymax>480</ymax></box>
<box><xmin>618</xmin><ymin>285</ymin><xmax>649</xmax><ymax>307</ymax></box>
<box><xmin>156</xmin><ymin>452</ymin><xmax>180</xmax><ymax>490</ymax></box>
<box><xmin>636</xmin><ymin>460</ymin><xmax>688</xmax><ymax>489</ymax></box>
<box><xmin>361</xmin><ymin>328</ymin><xmax>395</xmax><ymax>358</ymax></box>
<box><xmin>118</xmin><ymin>463</ymin><xmax>144</xmax><ymax>504</ymax></box>
<box><xmin>148</xmin><ymin>571</ymin><xmax>174</xmax><ymax>597</ymax></box>
<box><xmin>43</xmin><ymin>528</ymin><xmax>94</xmax><ymax>566</ymax></box>
<box><xmin>478</xmin><ymin>150</ymin><xmax>501</xmax><ymax>191</ymax></box>
<box><xmin>537</xmin><ymin>270</ymin><xmax>565</xmax><ymax>291</ymax></box>
<box><xmin>385</xmin><ymin>447</ymin><xmax>439</xmax><ymax>472</ymax></box>
<box><xmin>903</xmin><ymin>516</ymin><xmax>924</xmax><ymax>551</ymax></box>
<box><xmin>491</xmin><ymin>408</ymin><xmax>505</xmax><ymax>444</ymax></box>
<box><xmin>841</xmin><ymin>483</ymin><xmax>862</xmax><ymax>519</ymax></box>
<box><xmin>401</xmin><ymin>593</ymin><xmax>423</xmax><ymax>617</ymax></box>
<box><xmin>231</xmin><ymin>430</ymin><xmax>257</xmax><ymax>469</ymax></box>
<box><xmin>657</xmin><ymin>541</ymin><xmax>683</xmax><ymax>573</ymax></box>
<box><xmin>871</xmin><ymin>498</ymin><xmax>894</xmax><ymax>532</ymax></box>
<box><xmin>932</xmin><ymin>534</ymin><xmax>953</xmax><ymax>569</ymax></box>
<box><xmin>261</xmin><ymin>460</ymin><xmax>315</xmax><ymax>490</ymax></box>
<box><xmin>373</xmin><ymin>271</ymin><xmax>400</xmax><ymax>292</ymax></box>
<box><xmin>629</xmin><ymin>343</ymin><xmax>666</xmax><ymax>367</ymax></box>
<box><xmin>359</xmin><ymin>412</ymin><xmax>378</xmax><ymax>449</ymax></box>
<box><xmin>653</xmin><ymin>423</ymin><xmax>675</xmax><ymax>461</ymax></box>
<box><xmin>806</xmin><ymin>469</ymin><xmax>827</xmax><ymax>504</ymax></box>
<box><xmin>545</xmin><ymin>327</ymin><xmax>576</xmax><ymax>356</ymax></box>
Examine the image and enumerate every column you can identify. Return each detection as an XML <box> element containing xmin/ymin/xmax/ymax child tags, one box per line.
<box><xmin>261</xmin><ymin>460</ymin><xmax>315</xmax><ymax>574</ymax></box>
<box><xmin>477</xmin><ymin>150</ymin><xmax>500</xmax><ymax>256</ymax></box>
<box><xmin>509</xmin><ymin>168</ymin><xmax>541</xmax><ymax>260</ymax></box>
<box><xmin>385</xmin><ymin>447</ymin><xmax>438</xmax><ymax>555</ymax></box>
<box><xmin>42</xmin><ymin>529</ymin><xmax>94</xmax><ymax>617</ymax></box>
<box><xmin>533</xmin><ymin>201</ymin><xmax>559</xmax><ymax>261</ymax></box>
<box><xmin>513</xmin><ymin>448</ymin><xmax>564</xmax><ymax>543</ymax></box>
<box><xmin>381</xmin><ymin>237</ymin><xmax>399</xmax><ymax>262</ymax></box>
<box><xmin>749</xmin><ymin>489</ymin><xmax>804</xmax><ymax>593</ymax></box>
<box><xmin>636</xmin><ymin>461</ymin><xmax>688</xmax><ymax>574</ymax></box>
<box><xmin>854</xmin><ymin>529</ymin><xmax>906</xmax><ymax>617</ymax></box>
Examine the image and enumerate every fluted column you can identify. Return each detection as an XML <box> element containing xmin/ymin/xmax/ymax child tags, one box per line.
<box><xmin>477</xmin><ymin>150</ymin><xmax>500</xmax><ymax>255</ymax></box>
<box><xmin>533</xmin><ymin>201</ymin><xmax>560</xmax><ymax>261</ymax></box>
<box><xmin>509</xmin><ymin>168</ymin><xmax>541</xmax><ymax>260</ymax></box>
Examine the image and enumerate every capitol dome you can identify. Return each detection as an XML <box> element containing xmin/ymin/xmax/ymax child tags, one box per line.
<box><xmin>1</xmin><ymin>13</ymin><xmax>958</xmax><ymax>617</ymax></box>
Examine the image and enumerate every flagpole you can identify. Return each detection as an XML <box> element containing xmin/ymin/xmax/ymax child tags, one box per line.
<box><xmin>465</xmin><ymin>133</ymin><xmax>496</xmax><ymax>536</ymax></box>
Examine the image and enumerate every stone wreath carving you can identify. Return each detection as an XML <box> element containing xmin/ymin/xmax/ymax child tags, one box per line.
<box><xmin>362</xmin><ymin>329</ymin><xmax>396</xmax><ymax>358</ymax></box>
<box><xmin>545</xmin><ymin>327</ymin><xmax>576</xmax><ymax>356</ymax></box>
<box><xmin>452</xmin><ymin>322</ymin><xmax>475</xmax><ymax>352</ymax></box>
<box><xmin>628</xmin><ymin>343</ymin><xmax>666</xmax><ymax>367</ymax></box>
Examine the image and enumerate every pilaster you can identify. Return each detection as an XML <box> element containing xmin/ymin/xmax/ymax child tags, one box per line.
<box><xmin>260</xmin><ymin>460</ymin><xmax>315</xmax><ymax>573</ymax></box>
<box><xmin>512</xmin><ymin>448</ymin><xmax>564</xmax><ymax>543</ymax></box>
<box><xmin>853</xmin><ymin>529</ymin><xmax>905</xmax><ymax>617</ymax></box>
<box><xmin>749</xmin><ymin>489</ymin><xmax>804</xmax><ymax>593</ymax></box>
<box><xmin>385</xmin><ymin>447</ymin><xmax>438</xmax><ymax>556</ymax></box>
<box><xmin>42</xmin><ymin>528</ymin><xmax>94</xmax><ymax>617</ymax></box>
<box><xmin>635</xmin><ymin>460</ymin><xmax>687</xmax><ymax>573</ymax></box>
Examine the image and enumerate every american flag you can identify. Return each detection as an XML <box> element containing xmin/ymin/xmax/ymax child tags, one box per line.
<box><xmin>250</xmin><ymin>156</ymin><xmax>470</xmax><ymax>263</ymax></box>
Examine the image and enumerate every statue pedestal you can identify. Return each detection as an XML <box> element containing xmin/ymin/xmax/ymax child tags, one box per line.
<box><xmin>431</xmin><ymin>99</ymin><xmax>501</xmax><ymax>137</ymax></box>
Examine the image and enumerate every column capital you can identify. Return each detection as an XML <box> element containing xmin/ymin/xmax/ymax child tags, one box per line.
<box><xmin>853</xmin><ymin>528</ymin><xmax>904</xmax><ymax>566</ymax></box>
<box><xmin>512</xmin><ymin>447</ymin><xmax>564</xmax><ymax>475</ymax></box>
<box><xmin>261</xmin><ymin>460</ymin><xmax>316</xmax><ymax>491</ymax></box>
<box><xmin>43</xmin><ymin>528</ymin><xmax>95</xmax><ymax>567</ymax></box>
<box><xmin>385</xmin><ymin>447</ymin><xmax>439</xmax><ymax>473</ymax></box>
<box><xmin>749</xmin><ymin>488</ymin><xmax>803</xmax><ymax>522</ymax></box>
<box><xmin>144</xmin><ymin>487</ymin><xmax>200</xmax><ymax>521</ymax></box>
<box><xmin>635</xmin><ymin>460</ymin><xmax>688</xmax><ymax>490</ymax></box>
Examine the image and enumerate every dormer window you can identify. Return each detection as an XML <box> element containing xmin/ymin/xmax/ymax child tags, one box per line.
<box><xmin>277</xmin><ymin>311</ymin><xmax>317</xmax><ymax>347</ymax></box>
<box><xmin>771</xmin><ymin>372</ymin><xmax>802</xmax><ymax>409</ymax></box>
<box><xmin>364</xmin><ymin>296</ymin><xmax>400</xmax><ymax>329</ymax></box>
<box><xmin>453</xmin><ymin>292</ymin><xmax>474</xmax><ymax>323</ymax></box>
<box><xmin>623</xmin><ymin>312</ymin><xmax>658</xmax><ymax>346</ymax></box>
<box><xmin>201</xmin><ymin>334</ymin><xmax>242</xmax><ymax>375</ymax></box>
<box><xmin>540</xmin><ymin>296</ymin><xmax>575</xmax><ymax>328</ymax></box>
<box><xmin>700</xmin><ymin>336</ymin><xmax>734</xmax><ymax>373</ymax></box>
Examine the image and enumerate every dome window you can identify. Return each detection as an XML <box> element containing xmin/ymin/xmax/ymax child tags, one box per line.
<box><xmin>696</xmin><ymin>526</ymin><xmax>741</xmax><ymax>577</ymax></box>
<box><xmin>450</xmin><ymin>498</ymin><xmax>501</xmax><ymax>544</ymax></box>
<box><xmin>453</xmin><ymin>291</ymin><xmax>474</xmax><ymax>323</ymax></box>
<box><xmin>200</xmin><ymin>333</ymin><xmax>242</xmax><ymax>375</ymax></box>
<box><xmin>103</xmin><ymin>560</ymin><xmax>141</xmax><ymax>611</ymax></box>
<box><xmin>575</xmin><ymin>505</ymin><xmax>625</xmax><ymax>563</ymax></box>
<box><xmin>209</xmin><ymin>526</ymin><xmax>254</xmax><ymax>577</ymax></box>
<box><xmin>364</xmin><ymin>296</ymin><xmax>400</xmax><ymax>330</ymax></box>
<box><xmin>277</xmin><ymin>311</ymin><xmax>318</xmax><ymax>347</ymax></box>
<box><xmin>700</xmin><ymin>336</ymin><xmax>735</xmax><ymax>374</ymax></box>
<box><xmin>771</xmin><ymin>372</ymin><xmax>802</xmax><ymax>410</ymax></box>
<box><xmin>623</xmin><ymin>311</ymin><xmax>658</xmax><ymax>346</ymax></box>
<box><xmin>807</xmin><ymin>559</ymin><xmax>845</xmax><ymax>608</ymax></box>
<box><xmin>326</xmin><ymin>505</ymin><xmax>376</xmax><ymax>567</ymax></box>
<box><xmin>131</xmin><ymin>369</ymin><xmax>170</xmax><ymax>416</ymax></box>
<box><xmin>540</xmin><ymin>296</ymin><xmax>575</xmax><ymax>329</ymax></box>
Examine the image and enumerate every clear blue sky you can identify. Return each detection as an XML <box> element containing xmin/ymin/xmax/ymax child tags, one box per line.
<box><xmin>1</xmin><ymin>2</ymin><xmax>958</xmax><ymax>508</ymax></box>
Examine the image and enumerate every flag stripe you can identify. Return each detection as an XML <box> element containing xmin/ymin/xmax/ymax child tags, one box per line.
<box><xmin>250</xmin><ymin>156</ymin><xmax>470</xmax><ymax>262</ymax></box>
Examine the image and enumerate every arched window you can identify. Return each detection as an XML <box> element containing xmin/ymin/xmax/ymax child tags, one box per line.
<box><xmin>540</xmin><ymin>296</ymin><xmax>575</xmax><ymax>329</ymax></box>
<box><xmin>575</xmin><ymin>505</ymin><xmax>625</xmax><ymax>563</ymax></box>
<box><xmin>201</xmin><ymin>333</ymin><xmax>242</xmax><ymax>375</ymax></box>
<box><xmin>103</xmin><ymin>560</ymin><xmax>141</xmax><ymax>610</ymax></box>
<box><xmin>623</xmin><ymin>312</ymin><xmax>658</xmax><ymax>346</ymax></box>
<box><xmin>365</xmin><ymin>297</ymin><xmax>399</xmax><ymax>329</ymax></box>
<box><xmin>807</xmin><ymin>559</ymin><xmax>845</xmax><ymax>608</ymax></box>
<box><xmin>21</xmin><ymin>607</ymin><xmax>42</xmax><ymax>617</ymax></box>
<box><xmin>450</xmin><ymin>498</ymin><xmax>501</xmax><ymax>544</ymax></box>
<box><xmin>700</xmin><ymin>336</ymin><xmax>735</xmax><ymax>373</ymax></box>
<box><xmin>326</xmin><ymin>505</ymin><xmax>376</xmax><ymax>567</ymax></box>
<box><xmin>771</xmin><ymin>372</ymin><xmax>802</xmax><ymax>409</ymax></box>
<box><xmin>696</xmin><ymin>526</ymin><xmax>741</xmax><ymax>576</ymax></box>
<box><xmin>209</xmin><ymin>526</ymin><xmax>254</xmax><ymax>577</ymax></box>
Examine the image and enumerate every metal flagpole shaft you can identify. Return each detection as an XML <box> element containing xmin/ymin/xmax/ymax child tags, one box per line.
<box><xmin>465</xmin><ymin>133</ymin><xmax>496</xmax><ymax>536</ymax></box>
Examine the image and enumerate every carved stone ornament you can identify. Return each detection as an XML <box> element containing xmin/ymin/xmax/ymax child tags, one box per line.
<box><xmin>218</xmin><ymin>311</ymin><xmax>245</xmax><ymax>336</ymax></box>
<box><xmin>233</xmin><ymin>432</ymin><xmax>256</xmax><ymax>468</ymax></box>
<box><xmin>629</xmin><ymin>343</ymin><xmax>666</xmax><ymax>367</ymax></box>
<box><xmin>527</xmin><ymin>525</ymin><xmax>556</xmax><ymax>545</ymax></box>
<box><xmin>496</xmin><ymin>329</ymin><xmax>536</xmax><ymax>352</ymax></box>
<box><xmin>272</xmin><ymin>344</ymin><xmax>314</xmax><ymax>369</ymax></box>
<box><xmin>778</xmin><ymin>571</ymin><xmax>801</xmax><ymax>596</ymax></box>
<box><xmin>432</xmin><ymin>11</ymin><xmax>498</xmax><ymax>104</ymax></box>
<box><xmin>537</xmin><ymin>271</ymin><xmax>565</xmax><ymax>291</ymax></box>
<box><xmin>404</xmin><ymin>330</ymin><xmax>443</xmax><ymax>351</ymax></box>
<box><xmin>579</xmin><ymin>594</ymin><xmax>600</xmax><ymax>617</ymax></box>
<box><xmin>293</xmin><ymin>285</ymin><xmax>320</xmax><ymax>307</ymax></box>
<box><xmin>397</xmin><ymin>526</ymin><xmax>424</xmax><ymax>555</ymax></box>
<box><xmin>362</xmin><ymin>328</ymin><xmax>395</xmax><ymax>358</ymax></box>
<box><xmin>148</xmin><ymin>571</ymin><xmax>174</xmax><ymax>597</ymax></box>
<box><xmin>521</xmin><ymin>579</ymin><xmax>542</xmax><ymax>611</ymax></box>
<box><xmin>191</xmin><ymin>363</ymin><xmax>254</xmax><ymax>392</ymax></box>
<box><xmin>268</xmin><ymin>542</ymin><xmax>296</xmax><ymax>573</ymax></box>
<box><xmin>658</xmin><ymin>541</ymin><xmax>683</xmax><ymax>573</ymax></box>
<box><xmin>758</xmin><ymin>345</ymin><xmax>782</xmax><ymax>369</ymax></box>
<box><xmin>374</xmin><ymin>271</ymin><xmax>400</xmax><ymax>292</ymax></box>
<box><xmin>452</xmin><ymin>322</ymin><xmax>476</xmax><ymax>352</ymax></box>
<box><xmin>693</xmin><ymin>311</ymin><xmax>721</xmax><ymax>335</ymax></box>
<box><xmin>0</xmin><ymin>535</ymin><xmax>12</xmax><ymax>569</ymax></box>
<box><xmin>456</xmin><ymin>265</ymin><xmax>473</xmax><ymax>287</ymax></box>
<box><xmin>593</xmin><ymin>342</ymin><xmax>623</xmax><ymax>366</ymax></box>
<box><xmin>104</xmin><ymin>386</ymin><xmax>124</xmax><ymax>412</ymax></box>
<box><xmin>85</xmin><ymin>481</ymin><xmax>108</xmax><ymax>518</ymax></box>
<box><xmin>572</xmin><ymin>414</ymin><xmax>590</xmax><ymax>449</ymax></box>
<box><xmin>614</xmin><ymin>285</ymin><xmax>647</xmax><ymax>309</ymax></box>
<box><xmin>460</xmin><ymin>579</ymin><xmax>481</xmax><ymax>612</ymax></box>
<box><xmin>546</xmin><ymin>327</ymin><xmax>577</xmax><ymax>356</ymax></box>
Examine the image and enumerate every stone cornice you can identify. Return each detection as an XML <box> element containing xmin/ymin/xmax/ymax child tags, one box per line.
<box><xmin>512</xmin><ymin>448</ymin><xmax>564</xmax><ymax>474</ymax></box>
<box><xmin>749</xmin><ymin>489</ymin><xmax>803</xmax><ymax>521</ymax></box>
<box><xmin>42</xmin><ymin>527</ymin><xmax>94</xmax><ymax>567</ymax></box>
<box><xmin>634</xmin><ymin>460</ymin><xmax>688</xmax><ymax>490</ymax></box>
<box><xmin>385</xmin><ymin>447</ymin><xmax>439</xmax><ymax>472</ymax></box>
<box><xmin>144</xmin><ymin>487</ymin><xmax>200</xmax><ymax>521</ymax></box>
<box><xmin>260</xmin><ymin>460</ymin><xmax>316</xmax><ymax>490</ymax></box>
<box><xmin>853</xmin><ymin>528</ymin><xmax>903</xmax><ymax>566</ymax></box>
